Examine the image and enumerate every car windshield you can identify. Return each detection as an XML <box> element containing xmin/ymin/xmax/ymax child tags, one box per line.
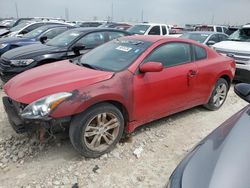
<box><xmin>46</xmin><ymin>30</ymin><xmax>81</xmax><ymax>47</ymax></box>
<box><xmin>229</xmin><ymin>28</ymin><xmax>250</xmax><ymax>42</ymax></box>
<box><xmin>10</xmin><ymin>22</ymin><xmax>31</xmax><ymax>32</ymax></box>
<box><xmin>181</xmin><ymin>33</ymin><xmax>209</xmax><ymax>43</ymax></box>
<box><xmin>22</xmin><ymin>26</ymin><xmax>48</xmax><ymax>38</ymax></box>
<box><xmin>128</xmin><ymin>25</ymin><xmax>150</xmax><ymax>35</ymax></box>
<box><xmin>78</xmin><ymin>39</ymin><xmax>152</xmax><ymax>71</ymax></box>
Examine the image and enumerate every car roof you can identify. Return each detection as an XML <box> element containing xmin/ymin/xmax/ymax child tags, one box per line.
<box><xmin>134</xmin><ymin>23</ymin><xmax>167</xmax><ymax>26</ymax></box>
<box><xmin>185</xmin><ymin>31</ymin><xmax>226</xmax><ymax>35</ymax></box>
<box><xmin>119</xmin><ymin>35</ymin><xmax>202</xmax><ymax>44</ymax></box>
<box><xmin>69</xmin><ymin>27</ymin><xmax>129</xmax><ymax>33</ymax></box>
<box><xmin>37</xmin><ymin>24</ymin><xmax>74</xmax><ymax>30</ymax></box>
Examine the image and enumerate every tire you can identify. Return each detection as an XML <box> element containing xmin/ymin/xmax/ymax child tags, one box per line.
<box><xmin>69</xmin><ymin>103</ymin><xmax>124</xmax><ymax>158</ymax></box>
<box><xmin>204</xmin><ymin>78</ymin><xmax>229</xmax><ymax>111</ymax></box>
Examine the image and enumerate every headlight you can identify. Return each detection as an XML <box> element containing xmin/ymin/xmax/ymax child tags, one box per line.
<box><xmin>21</xmin><ymin>92</ymin><xmax>72</xmax><ymax>119</ymax></box>
<box><xmin>10</xmin><ymin>59</ymin><xmax>34</xmax><ymax>66</ymax></box>
<box><xmin>0</xmin><ymin>43</ymin><xmax>8</xmax><ymax>49</ymax></box>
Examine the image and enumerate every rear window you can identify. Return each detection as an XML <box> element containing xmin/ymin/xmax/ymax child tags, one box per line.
<box><xmin>195</xmin><ymin>26</ymin><xmax>214</xmax><ymax>32</ymax></box>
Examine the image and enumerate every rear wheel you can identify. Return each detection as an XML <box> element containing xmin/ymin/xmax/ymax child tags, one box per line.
<box><xmin>204</xmin><ymin>78</ymin><xmax>229</xmax><ymax>110</ymax></box>
<box><xmin>69</xmin><ymin>103</ymin><xmax>124</xmax><ymax>158</ymax></box>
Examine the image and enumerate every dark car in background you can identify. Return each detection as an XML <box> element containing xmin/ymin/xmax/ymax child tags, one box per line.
<box><xmin>0</xmin><ymin>28</ymin><xmax>130</xmax><ymax>82</ymax></box>
<box><xmin>167</xmin><ymin>83</ymin><xmax>250</xmax><ymax>188</ymax></box>
<box><xmin>0</xmin><ymin>21</ymin><xmax>70</xmax><ymax>38</ymax></box>
<box><xmin>0</xmin><ymin>24</ymin><xmax>74</xmax><ymax>56</ymax></box>
<box><xmin>181</xmin><ymin>32</ymin><xmax>228</xmax><ymax>46</ymax></box>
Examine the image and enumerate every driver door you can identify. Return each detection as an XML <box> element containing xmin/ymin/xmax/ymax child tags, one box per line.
<box><xmin>133</xmin><ymin>42</ymin><xmax>198</xmax><ymax>121</ymax></box>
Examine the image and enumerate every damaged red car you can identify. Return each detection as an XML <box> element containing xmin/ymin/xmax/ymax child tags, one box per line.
<box><xmin>3</xmin><ymin>35</ymin><xmax>235</xmax><ymax>157</ymax></box>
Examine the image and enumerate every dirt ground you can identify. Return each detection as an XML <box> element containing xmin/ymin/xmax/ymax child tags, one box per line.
<box><xmin>0</xmin><ymin>85</ymin><xmax>248</xmax><ymax>188</ymax></box>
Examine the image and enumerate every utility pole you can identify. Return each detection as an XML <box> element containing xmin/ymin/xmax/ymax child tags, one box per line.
<box><xmin>211</xmin><ymin>14</ymin><xmax>214</xmax><ymax>24</ymax></box>
<box><xmin>111</xmin><ymin>1</ymin><xmax>114</xmax><ymax>22</ymax></box>
<box><xmin>141</xmin><ymin>9</ymin><xmax>144</xmax><ymax>23</ymax></box>
<box><xmin>15</xmin><ymin>2</ymin><xmax>19</xmax><ymax>18</ymax></box>
<box><xmin>65</xmin><ymin>8</ymin><xmax>69</xmax><ymax>21</ymax></box>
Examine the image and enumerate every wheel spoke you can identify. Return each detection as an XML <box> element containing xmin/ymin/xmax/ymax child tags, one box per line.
<box><xmin>95</xmin><ymin>135</ymin><xmax>102</xmax><ymax>147</ymax></box>
<box><xmin>102</xmin><ymin>113</ymin><xmax>107</xmax><ymax>123</ymax></box>
<box><xmin>85</xmin><ymin>131</ymin><xmax>98</xmax><ymax>137</ymax></box>
<box><xmin>85</xmin><ymin>125</ymin><xmax>99</xmax><ymax>131</ymax></box>
<box><xmin>103</xmin><ymin>118</ymin><xmax>117</xmax><ymax>126</ymax></box>
<box><xmin>97</xmin><ymin>114</ymin><xmax>102</xmax><ymax>125</ymax></box>
<box><xmin>105</xmin><ymin>132</ymin><xmax>114</xmax><ymax>141</ymax></box>
<box><xmin>102</xmin><ymin>134</ymin><xmax>111</xmax><ymax>145</ymax></box>
<box><xmin>106</xmin><ymin>122</ymin><xmax>119</xmax><ymax>131</ymax></box>
<box><xmin>216</xmin><ymin>98</ymin><xmax>220</xmax><ymax>107</ymax></box>
<box><xmin>90</xmin><ymin>134</ymin><xmax>100</xmax><ymax>147</ymax></box>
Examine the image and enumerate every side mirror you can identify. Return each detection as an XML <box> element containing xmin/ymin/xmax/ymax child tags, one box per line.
<box><xmin>139</xmin><ymin>62</ymin><xmax>163</xmax><ymax>73</ymax></box>
<box><xmin>207</xmin><ymin>40</ymin><xmax>216</xmax><ymax>46</ymax></box>
<box><xmin>40</xmin><ymin>36</ymin><xmax>48</xmax><ymax>44</ymax></box>
<box><xmin>234</xmin><ymin>83</ymin><xmax>250</xmax><ymax>103</ymax></box>
<box><xmin>72</xmin><ymin>44</ymin><xmax>85</xmax><ymax>54</ymax></box>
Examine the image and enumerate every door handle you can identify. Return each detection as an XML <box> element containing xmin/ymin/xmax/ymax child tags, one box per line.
<box><xmin>188</xmin><ymin>70</ymin><xmax>198</xmax><ymax>77</ymax></box>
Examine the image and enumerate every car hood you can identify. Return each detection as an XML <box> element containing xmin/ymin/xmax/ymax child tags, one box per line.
<box><xmin>213</xmin><ymin>41</ymin><xmax>250</xmax><ymax>54</ymax></box>
<box><xmin>4</xmin><ymin>60</ymin><xmax>114</xmax><ymax>104</ymax></box>
<box><xmin>1</xmin><ymin>43</ymin><xmax>64</xmax><ymax>60</ymax></box>
<box><xmin>180</xmin><ymin>105</ymin><xmax>250</xmax><ymax>188</ymax></box>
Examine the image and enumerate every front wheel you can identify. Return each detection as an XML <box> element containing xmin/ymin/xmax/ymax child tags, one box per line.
<box><xmin>204</xmin><ymin>78</ymin><xmax>229</xmax><ymax>111</ymax></box>
<box><xmin>69</xmin><ymin>103</ymin><xmax>124</xmax><ymax>158</ymax></box>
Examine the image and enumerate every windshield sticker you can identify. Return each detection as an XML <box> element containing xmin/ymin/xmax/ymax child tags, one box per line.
<box><xmin>116</xmin><ymin>46</ymin><xmax>132</xmax><ymax>52</ymax></box>
<box><xmin>201</xmin><ymin>34</ymin><xmax>209</xmax><ymax>37</ymax></box>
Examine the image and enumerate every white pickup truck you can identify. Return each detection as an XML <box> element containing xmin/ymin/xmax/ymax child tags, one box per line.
<box><xmin>128</xmin><ymin>23</ymin><xmax>170</xmax><ymax>36</ymax></box>
<box><xmin>213</xmin><ymin>24</ymin><xmax>250</xmax><ymax>83</ymax></box>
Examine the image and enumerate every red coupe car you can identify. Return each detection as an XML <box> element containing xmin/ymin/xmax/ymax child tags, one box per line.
<box><xmin>3</xmin><ymin>35</ymin><xmax>235</xmax><ymax>157</ymax></box>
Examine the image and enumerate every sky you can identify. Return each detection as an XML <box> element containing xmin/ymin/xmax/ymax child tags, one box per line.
<box><xmin>1</xmin><ymin>0</ymin><xmax>250</xmax><ymax>26</ymax></box>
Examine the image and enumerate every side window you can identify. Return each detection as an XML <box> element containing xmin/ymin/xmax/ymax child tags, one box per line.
<box><xmin>218</xmin><ymin>34</ymin><xmax>228</xmax><ymax>41</ymax></box>
<box><xmin>41</xmin><ymin>28</ymin><xmax>67</xmax><ymax>39</ymax></box>
<box><xmin>223</xmin><ymin>27</ymin><xmax>228</xmax><ymax>33</ymax></box>
<box><xmin>107</xmin><ymin>32</ymin><xmax>126</xmax><ymax>41</ymax></box>
<box><xmin>208</xmin><ymin>34</ymin><xmax>220</xmax><ymax>43</ymax></box>
<box><xmin>162</xmin><ymin>26</ymin><xmax>167</xmax><ymax>35</ymax></box>
<box><xmin>25</xmin><ymin>23</ymin><xmax>44</xmax><ymax>33</ymax></box>
<box><xmin>144</xmin><ymin>42</ymin><xmax>192</xmax><ymax>67</ymax></box>
<box><xmin>216</xmin><ymin>27</ymin><xmax>223</xmax><ymax>33</ymax></box>
<box><xmin>194</xmin><ymin>45</ymin><xmax>207</xmax><ymax>61</ymax></box>
<box><xmin>148</xmin><ymin>26</ymin><xmax>161</xmax><ymax>35</ymax></box>
<box><xmin>77</xmin><ymin>32</ymin><xmax>105</xmax><ymax>48</ymax></box>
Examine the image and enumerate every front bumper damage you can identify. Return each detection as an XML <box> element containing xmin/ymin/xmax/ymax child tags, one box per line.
<box><xmin>2</xmin><ymin>96</ymin><xmax>71</xmax><ymax>134</ymax></box>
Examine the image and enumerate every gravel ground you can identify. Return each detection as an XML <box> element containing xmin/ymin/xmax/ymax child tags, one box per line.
<box><xmin>0</xmin><ymin>85</ymin><xmax>247</xmax><ymax>188</ymax></box>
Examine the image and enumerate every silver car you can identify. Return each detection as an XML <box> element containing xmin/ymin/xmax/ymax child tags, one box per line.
<box><xmin>181</xmin><ymin>31</ymin><xmax>228</xmax><ymax>46</ymax></box>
